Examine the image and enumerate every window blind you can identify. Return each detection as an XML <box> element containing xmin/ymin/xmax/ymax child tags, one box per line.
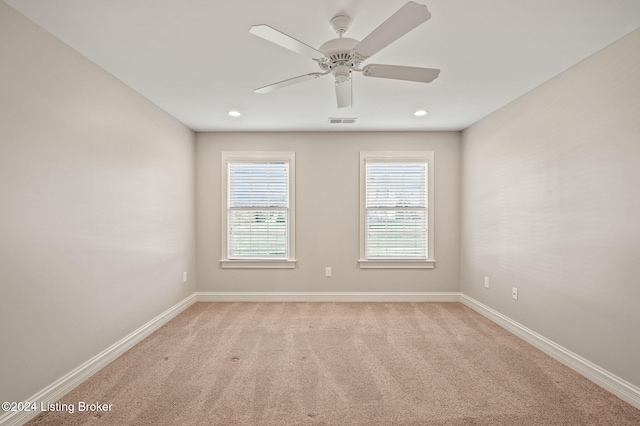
<box><xmin>365</xmin><ymin>162</ymin><xmax>427</xmax><ymax>259</ymax></box>
<box><xmin>228</xmin><ymin>161</ymin><xmax>289</xmax><ymax>258</ymax></box>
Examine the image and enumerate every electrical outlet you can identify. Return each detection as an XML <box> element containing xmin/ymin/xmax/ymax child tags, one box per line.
<box><xmin>484</xmin><ymin>276</ymin><xmax>490</xmax><ymax>289</ymax></box>
<box><xmin>183</xmin><ymin>271</ymin><xmax>188</xmax><ymax>283</ymax></box>
<box><xmin>325</xmin><ymin>267</ymin><xmax>332</xmax><ymax>277</ymax></box>
<box><xmin>512</xmin><ymin>287</ymin><xmax>518</xmax><ymax>300</ymax></box>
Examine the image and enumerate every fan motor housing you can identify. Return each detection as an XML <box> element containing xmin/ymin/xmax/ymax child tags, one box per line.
<box><xmin>318</xmin><ymin>37</ymin><xmax>362</xmax><ymax>72</ymax></box>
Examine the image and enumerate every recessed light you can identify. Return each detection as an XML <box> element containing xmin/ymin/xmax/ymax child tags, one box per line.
<box><xmin>414</xmin><ymin>110</ymin><xmax>428</xmax><ymax>116</ymax></box>
<box><xmin>228</xmin><ymin>110</ymin><xmax>241</xmax><ymax>117</ymax></box>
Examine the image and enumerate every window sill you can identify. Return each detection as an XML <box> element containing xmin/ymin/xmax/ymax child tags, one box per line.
<box><xmin>220</xmin><ymin>259</ymin><xmax>297</xmax><ymax>269</ymax></box>
<box><xmin>358</xmin><ymin>259</ymin><xmax>436</xmax><ymax>269</ymax></box>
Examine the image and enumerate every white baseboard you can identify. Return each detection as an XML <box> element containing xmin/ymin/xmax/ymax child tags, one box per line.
<box><xmin>196</xmin><ymin>291</ymin><xmax>461</xmax><ymax>302</ymax></box>
<box><xmin>0</xmin><ymin>294</ymin><xmax>196</xmax><ymax>426</ymax></box>
<box><xmin>459</xmin><ymin>294</ymin><xmax>640</xmax><ymax>410</ymax></box>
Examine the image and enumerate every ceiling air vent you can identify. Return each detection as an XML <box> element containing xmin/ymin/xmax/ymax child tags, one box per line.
<box><xmin>328</xmin><ymin>117</ymin><xmax>357</xmax><ymax>124</ymax></box>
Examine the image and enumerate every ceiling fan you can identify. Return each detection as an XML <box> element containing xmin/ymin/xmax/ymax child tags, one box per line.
<box><xmin>249</xmin><ymin>1</ymin><xmax>440</xmax><ymax>108</ymax></box>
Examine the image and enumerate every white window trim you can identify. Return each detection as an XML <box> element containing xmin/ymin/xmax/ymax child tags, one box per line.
<box><xmin>359</xmin><ymin>151</ymin><xmax>436</xmax><ymax>269</ymax></box>
<box><xmin>220</xmin><ymin>151</ymin><xmax>296</xmax><ymax>269</ymax></box>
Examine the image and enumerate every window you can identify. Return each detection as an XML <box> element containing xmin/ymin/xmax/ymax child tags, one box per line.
<box><xmin>359</xmin><ymin>151</ymin><xmax>435</xmax><ymax>269</ymax></box>
<box><xmin>221</xmin><ymin>152</ymin><xmax>296</xmax><ymax>268</ymax></box>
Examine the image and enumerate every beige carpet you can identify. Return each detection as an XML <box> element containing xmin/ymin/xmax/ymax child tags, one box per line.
<box><xmin>28</xmin><ymin>302</ymin><xmax>640</xmax><ymax>425</ymax></box>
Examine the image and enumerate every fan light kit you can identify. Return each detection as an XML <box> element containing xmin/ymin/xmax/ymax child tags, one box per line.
<box><xmin>249</xmin><ymin>1</ymin><xmax>440</xmax><ymax>108</ymax></box>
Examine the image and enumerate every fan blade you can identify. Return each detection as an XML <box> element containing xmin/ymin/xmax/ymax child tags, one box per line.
<box><xmin>353</xmin><ymin>2</ymin><xmax>431</xmax><ymax>60</ymax></box>
<box><xmin>249</xmin><ymin>25</ymin><xmax>324</xmax><ymax>60</ymax></box>
<box><xmin>255</xmin><ymin>73</ymin><xmax>325</xmax><ymax>93</ymax></box>
<box><xmin>335</xmin><ymin>79</ymin><xmax>352</xmax><ymax>108</ymax></box>
<box><xmin>363</xmin><ymin>64</ymin><xmax>440</xmax><ymax>83</ymax></box>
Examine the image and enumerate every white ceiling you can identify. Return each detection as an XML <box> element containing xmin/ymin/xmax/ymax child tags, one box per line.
<box><xmin>6</xmin><ymin>0</ymin><xmax>640</xmax><ymax>132</ymax></box>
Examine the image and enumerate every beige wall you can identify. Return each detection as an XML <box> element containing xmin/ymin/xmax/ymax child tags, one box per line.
<box><xmin>460</xmin><ymin>28</ymin><xmax>640</xmax><ymax>387</ymax></box>
<box><xmin>196</xmin><ymin>132</ymin><xmax>460</xmax><ymax>293</ymax></box>
<box><xmin>0</xmin><ymin>2</ymin><xmax>196</xmax><ymax>403</ymax></box>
